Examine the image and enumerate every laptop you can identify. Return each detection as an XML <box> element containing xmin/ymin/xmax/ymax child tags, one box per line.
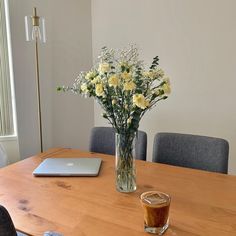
<box><xmin>33</xmin><ymin>157</ymin><xmax>102</xmax><ymax>176</ymax></box>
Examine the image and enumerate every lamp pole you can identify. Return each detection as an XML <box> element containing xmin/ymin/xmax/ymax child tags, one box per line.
<box><xmin>35</xmin><ymin>36</ymin><xmax>43</xmax><ymax>152</ymax></box>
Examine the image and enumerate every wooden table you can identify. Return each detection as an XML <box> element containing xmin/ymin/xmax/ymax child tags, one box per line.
<box><xmin>0</xmin><ymin>148</ymin><xmax>236</xmax><ymax>236</ymax></box>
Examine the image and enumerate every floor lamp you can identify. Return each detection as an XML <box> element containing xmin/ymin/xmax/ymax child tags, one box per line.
<box><xmin>25</xmin><ymin>7</ymin><xmax>46</xmax><ymax>152</ymax></box>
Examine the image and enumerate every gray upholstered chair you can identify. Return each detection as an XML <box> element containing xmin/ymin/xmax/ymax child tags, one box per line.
<box><xmin>152</xmin><ymin>132</ymin><xmax>229</xmax><ymax>174</ymax></box>
<box><xmin>89</xmin><ymin>127</ymin><xmax>147</xmax><ymax>161</ymax></box>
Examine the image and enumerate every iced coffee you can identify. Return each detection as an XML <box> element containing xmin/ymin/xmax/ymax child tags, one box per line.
<box><xmin>140</xmin><ymin>191</ymin><xmax>171</xmax><ymax>235</ymax></box>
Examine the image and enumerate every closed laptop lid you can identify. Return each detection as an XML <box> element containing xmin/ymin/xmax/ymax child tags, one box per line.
<box><xmin>33</xmin><ymin>157</ymin><xmax>102</xmax><ymax>176</ymax></box>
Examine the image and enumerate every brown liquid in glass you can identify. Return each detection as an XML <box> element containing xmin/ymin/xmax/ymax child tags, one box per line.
<box><xmin>141</xmin><ymin>191</ymin><xmax>170</xmax><ymax>227</ymax></box>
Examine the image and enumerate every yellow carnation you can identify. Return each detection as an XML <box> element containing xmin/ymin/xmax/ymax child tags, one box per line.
<box><xmin>91</xmin><ymin>76</ymin><xmax>101</xmax><ymax>84</ymax></box>
<box><xmin>133</xmin><ymin>94</ymin><xmax>148</xmax><ymax>109</ymax></box>
<box><xmin>98</xmin><ymin>63</ymin><xmax>110</xmax><ymax>74</ymax></box>
<box><xmin>81</xmin><ymin>83</ymin><xmax>88</xmax><ymax>93</ymax></box>
<box><xmin>108</xmin><ymin>75</ymin><xmax>119</xmax><ymax>87</ymax></box>
<box><xmin>162</xmin><ymin>83</ymin><xmax>171</xmax><ymax>94</ymax></box>
<box><xmin>85</xmin><ymin>71</ymin><xmax>96</xmax><ymax>80</ymax></box>
<box><xmin>95</xmin><ymin>83</ymin><xmax>104</xmax><ymax>96</ymax></box>
<box><xmin>163</xmin><ymin>77</ymin><xmax>170</xmax><ymax>85</ymax></box>
<box><xmin>162</xmin><ymin>77</ymin><xmax>171</xmax><ymax>94</ymax></box>
<box><xmin>124</xmin><ymin>81</ymin><xmax>136</xmax><ymax>91</ymax></box>
<box><xmin>121</xmin><ymin>71</ymin><xmax>132</xmax><ymax>81</ymax></box>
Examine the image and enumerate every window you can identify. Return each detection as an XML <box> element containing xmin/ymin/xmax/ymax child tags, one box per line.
<box><xmin>0</xmin><ymin>0</ymin><xmax>15</xmax><ymax>136</ymax></box>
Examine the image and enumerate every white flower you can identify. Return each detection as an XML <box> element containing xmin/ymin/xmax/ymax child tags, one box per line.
<box><xmin>85</xmin><ymin>71</ymin><xmax>96</xmax><ymax>80</ymax></box>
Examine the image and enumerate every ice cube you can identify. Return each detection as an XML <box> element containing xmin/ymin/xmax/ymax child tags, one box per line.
<box><xmin>143</xmin><ymin>193</ymin><xmax>167</xmax><ymax>205</ymax></box>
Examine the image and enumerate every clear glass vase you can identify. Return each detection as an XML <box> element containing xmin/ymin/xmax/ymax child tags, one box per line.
<box><xmin>115</xmin><ymin>132</ymin><xmax>136</xmax><ymax>193</ymax></box>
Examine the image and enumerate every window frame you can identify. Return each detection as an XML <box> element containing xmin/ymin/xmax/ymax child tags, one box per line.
<box><xmin>0</xmin><ymin>0</ymin><xmax>17</xmax><ymax>138</ymax></box>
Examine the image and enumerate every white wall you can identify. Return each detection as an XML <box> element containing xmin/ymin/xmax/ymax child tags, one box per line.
<box><xmin>92</xmin><ymin>0</ymin><xmax>236</xmax><ymax>174</ymax></box>
<box><xmin>51</xmin><ymin>0</ymin><xmax>94</xmax><ymax>150</ymax></box>
<box><xmin>6</xmin><ymin>0</ymin><xmax>236</xmax><ymax>174</ymax></box>
<box><xmin>8</xmin><ymin>0</ymin><xmax>94</xmax><ymax>159</ymax></box>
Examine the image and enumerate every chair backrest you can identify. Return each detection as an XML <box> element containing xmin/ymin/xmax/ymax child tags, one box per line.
<box><xmin>89</xmin><ymin>127</ymin><xmax>147</xmax><ymax>161</ymax></box>
<box><xmin>0</xmin><ymin>205</ymin><xmax>17</xmax><ymax>236</ymax></box>
<box><xmin>152</xmin><ymin>132</ymin><xmax>229</xmax><ymax>174</ymax></box>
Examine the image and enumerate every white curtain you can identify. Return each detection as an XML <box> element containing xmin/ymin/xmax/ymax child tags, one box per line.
<box><xmin>0</xmin><ymin>0</ymin><xmax>14</xmax><ymax>136</ymax></box>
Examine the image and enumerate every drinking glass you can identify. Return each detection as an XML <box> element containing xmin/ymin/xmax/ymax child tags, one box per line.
<box><xmin>140</xmin><ymin>191</ymin><xmax>171</xmax><ymax>235</ymax></box>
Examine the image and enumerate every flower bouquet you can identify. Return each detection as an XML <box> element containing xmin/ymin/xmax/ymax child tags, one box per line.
<box><xmin>58</xmin><ymin>45</ymin><xmax>170</xmax><ymax>192</ymax></box>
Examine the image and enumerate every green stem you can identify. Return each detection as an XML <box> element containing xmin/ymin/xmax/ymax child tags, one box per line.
<box><xmin>115</xmin><ymin>132</ymin><xmax>136</xmax><ymax>192</ymax></box>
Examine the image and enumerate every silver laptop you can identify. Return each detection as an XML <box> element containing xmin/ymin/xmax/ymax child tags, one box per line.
<box><xmin>33</xmin><ymin>157</ymin><xmax>102</xmax><ymax>176</ymax></box>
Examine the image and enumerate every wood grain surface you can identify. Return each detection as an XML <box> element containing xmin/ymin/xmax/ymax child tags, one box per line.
<box><xmin>0</xmin><ymin>148</ymin><xmax>236</xmax><ymax>236</ymax></box>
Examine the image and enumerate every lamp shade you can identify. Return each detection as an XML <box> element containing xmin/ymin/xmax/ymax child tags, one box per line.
<box><xmin>25</xmin><ymin>8</ymin><xmax>46</xmax><ymax>43</ymax></box>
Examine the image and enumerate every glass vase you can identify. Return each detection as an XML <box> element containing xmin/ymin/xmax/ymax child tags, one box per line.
<box><xmin>115</xmin><ymin>132</ymin><xmax>136</xmax><ymax>193</ymax></box>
